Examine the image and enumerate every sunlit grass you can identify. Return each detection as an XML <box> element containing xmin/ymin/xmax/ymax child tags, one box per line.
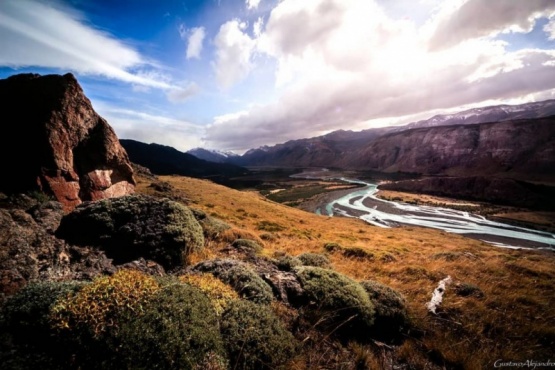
<box><xmin>137</xmin><ymin>174</ymin><xmax>555</xmax><ymax>368</ymax></box>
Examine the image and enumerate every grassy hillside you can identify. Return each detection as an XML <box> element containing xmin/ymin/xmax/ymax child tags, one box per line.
<box><xmin>137</xmin><ymin>174</ymin><xmax>555</xmax><ymax>369</ymax></box>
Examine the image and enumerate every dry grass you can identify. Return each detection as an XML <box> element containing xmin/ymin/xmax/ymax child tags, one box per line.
<box><xmin>137</xmin><ymin>175</ymin><xmax>555</xmax><ymax>369</ymax></box>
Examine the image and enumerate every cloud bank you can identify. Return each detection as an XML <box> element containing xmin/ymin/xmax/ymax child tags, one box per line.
<box><xmin>206</xmin><ymin>0</ymin><xmax>555</xmax><ymax>151</ymax></box>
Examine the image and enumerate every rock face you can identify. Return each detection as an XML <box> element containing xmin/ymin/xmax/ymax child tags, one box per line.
<box><xmin>354</xmin><ymin>117</ymin><xmax>555</xmax><ymax>181</ymax></box>
<box><xmin>0</xmin><ymin>73</ymin><xmax>135</xmax><ymax>211</ymax></box>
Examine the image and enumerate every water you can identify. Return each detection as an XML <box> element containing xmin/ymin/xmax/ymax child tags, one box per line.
<box><xmin>320</xmin><ymin>178</ymin><xmax>555</xmax><ymax>251</ymax></box>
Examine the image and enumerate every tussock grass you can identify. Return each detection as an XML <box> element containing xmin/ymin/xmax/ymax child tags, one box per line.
<box><xmin>136</xmin><ymin>175</ymin><xmax>555</xmax><ymax>369</ymax></box>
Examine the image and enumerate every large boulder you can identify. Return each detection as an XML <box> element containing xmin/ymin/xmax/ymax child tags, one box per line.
<box><xmin>0</xmin><ymin>73</ymin><xmax>135</xmax><ymax>211</ymax></box>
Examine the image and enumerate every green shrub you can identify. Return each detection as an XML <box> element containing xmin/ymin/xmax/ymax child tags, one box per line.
<box><xmin>179</xmin><ymin>274</ymin><xmax>239</xmax><ymax>315</ymax></box>
<box><xmin>56</xmin><ymin>195</ymin><xmax>204</xmax><ymax>269</ymax></box>
<box><xmin>193</xmin><ymin>260</ymin><xmax>274</xmax><ymax>304</ymax></box>
<box><xmin>221</xmin><ymin>300</ymin><xmax>298</xmax><ymax>370</ymax></box>
<box><xmin>1</xmin><ymin>281</ymin><xmax>84</xmax><ymax>345</ymax></box>
<box><xmin>115</xmin><ymin>284</ymin><xmax>226</xmax><ymax>370</ymax></box>
<box><xmin>51</xmin><ymin>270</ymin><xmax>160</xmax><ymax>337</ymax></box>
<box><xmin>275</xmin><ymin>255</ymin><xmax>302</xmax><ymax>271</ymax></box>
<box><xmin>297</xmin><ymin>253</ymin><xmax>330</xmax><ymax>268</ymax></box>
<box><xmin>360</xmin><ymin>280</ymin><xmax>409</xmax><ymax>341</ymax></box>
<box><xmin>294</xmin><ymin>266</ymin><xmax>375</xmax><ymax>341</ymax></box>
<box><xmin>0</xmin><ymin>281</ymin><xmax>85</xmax><ymax>368</ymax></box>
<box><xmin>257</xmin><ymin>220</ymin><xmax>286</xmax><ymax>232</ymax></box>
<box><xmin>230</xmin><ymin>238</ymin><xmax>263</xmax><ymax>255</ymax></box>
<box><xmin>342</xmin><ymin>247</ymin><xmax>374</xmax><ymax>260</ymax></box>
<box><xmin>191</xmin><ymin>208</ymin><xmax>231</xmax><ymax>240</ymax></box>
<box><xmin>323</xmin><ymin>242</ymin><xmax>342</xmax><ymax>252</ymax></box>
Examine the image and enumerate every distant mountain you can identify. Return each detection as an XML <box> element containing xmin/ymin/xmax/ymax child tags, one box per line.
<box><xmin>402</xmin><ymin>99</ymin><xmax>555</xmax><ymax>130</ymax></box>
<box><xmin>232</xmin><ymin>127</ymin><xmax>395</xmax><ymax>167</ymax></box>
<box><xmin>350</xmin><ymin>116</ymin><xmax>555</xmax><ymax>182</ymax></box>
<box><xmin>120</xmin><ymin>140</ymin><xmax>250</xmax><ymax>181</ymax></box>
<box><xmin>187</xmin><ymin>147</ymin><xmax>239</xmax><ymax>163</ymax></box>
<box><xmin>234</xmin><ymin>100</ymin><xmax>555</xmax><ymax>170</ymax></box>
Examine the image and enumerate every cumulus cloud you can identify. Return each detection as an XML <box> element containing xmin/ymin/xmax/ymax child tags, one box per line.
<box><xmin>545</xmin><ymin>18</ymin><xmax>555</xmax><ymax>40</ymax></box>
<box><xmin>205</xmin><ymin>0</ymin><xmax>555</xmax><ymax>151</ymax></box>
<box><xmin>0</xmin><ymin>0</ymin><xmax>174</xmax><ymax>90</ymax></box>
<box><xmin>429</xmin><ymin>0</ymin><xmax>555</xmax><ymax>50</ymax></box>
<box><xmin>213</xmin><ymin>19</ymin><xmax>257</xmax><ymax>89</ymax></box>
<box><xmin>179</xmin><ymin>25</ymin><xmax>206</xmax><ymax>60</ymax></box>
<box><xmin>246</xmin><ymin>0</ymin><xmax>261</xmax><ymax>10</ymax></box>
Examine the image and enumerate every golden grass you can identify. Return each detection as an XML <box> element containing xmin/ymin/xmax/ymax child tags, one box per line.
<box><xmin>137</xmin><ymin>175</ymin><xmax>555</xmax><ymax>369</ymax></box>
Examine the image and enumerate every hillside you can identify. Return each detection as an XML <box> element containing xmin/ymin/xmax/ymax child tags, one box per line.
<box><xmin>133</xmin><ymin>173</ymin><xmax>555</xmax><ymax>368</ymax></box>
<box><xmin>120</xmin><ymin>139</ymin><xmax>251</xmax><ymax>185</ymax></box>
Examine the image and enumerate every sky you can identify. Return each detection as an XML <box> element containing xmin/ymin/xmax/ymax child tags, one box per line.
<box><xmin>1</xmin><ymin>0</ymin><xmax>555</xmax><ymax>153</ymax></box>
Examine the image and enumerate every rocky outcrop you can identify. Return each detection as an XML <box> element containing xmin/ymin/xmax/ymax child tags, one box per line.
<box><xmin>0</xmin><ymin>73</ymin><xmax>135</xmax><ymax>211</ymax></box>
<box><xmin>353</xmin><ymin>117</ymin><xmax>555</xmax><ymax>181</ymax></box>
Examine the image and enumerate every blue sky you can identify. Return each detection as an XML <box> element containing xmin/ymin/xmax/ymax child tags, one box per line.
<box><xmin>1</xmin><ymin>0</ymin><xmax>555</xmax><ymax>152</ymax></box>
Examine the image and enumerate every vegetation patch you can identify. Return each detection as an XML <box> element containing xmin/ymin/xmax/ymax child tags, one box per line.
<box><xmin>294</xmin><ymin>266</ymin><xmax>375</xmax><ymax>341</ymax></box>
<box><xmin>360</xmin><ymin>280</ymin><xmax>410</xmax><ymax>341</ymax></box>
<box><xmin>454</xmin><ymin>282</ymin><xmax>484</xmax><ymax>298</ymax></box>
<box><xmin>230</xmin><ymin>238</ymin><xmax>263</xmax><ymax>255</ymax></box>
<box><xmin>257</xmin><ymin>220</ymin><xmax>286</xmax><ymax>232</ymax></box>
<box><xmin>220</xmin><ymin>300</ymin><xmax>298</xmax><ymax>370</ymax></box>
<box><xmin>56</xmin><ymin>195</ymin><xmax>204</xmax><ymax>269</ymax></box>
<box><xmin>179</xmin><ymin>273</ymin><xmax>239</xmax><ymax>315</ymax></box>
<box><xmin>115</xmin><ymin>284</ymin><xmax>226</xmax><ymax>370</ymax></box>
<box><xmin>193</xmin><ymin>259</ymin><xmax>274</xmax><ymax>304</ymax></box>
<box><xmin>275</xmin><ymin>255</ymin><xmax>302</xmax><ymax>271</ymax></box>
<box><xmin>297</xmin><ymin>252</ymin><xmax>331</xmax><ymax>268</ymax></box>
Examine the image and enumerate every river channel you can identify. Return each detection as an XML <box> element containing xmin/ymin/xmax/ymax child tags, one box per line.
<box><xmin>297</xmin><ymin>171</ymin><xmax>555</xmax><ymax>250</ymax></box>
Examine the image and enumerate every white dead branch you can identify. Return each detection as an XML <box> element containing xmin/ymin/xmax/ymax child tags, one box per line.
<box><xmin>426</xmin><ymin>275</ymin><xmax>452</xmax><ymax>314</ymax></box>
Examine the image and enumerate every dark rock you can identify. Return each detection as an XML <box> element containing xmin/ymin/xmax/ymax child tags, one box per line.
<box><xmin>0</xmin><ymin>73</ymin><xmax>135</xmax><ymax>211</ymax></box>
<box><xmin>56</xmin><ymin>195</ymin><xmax>204</xmax><ymax>269</ymax></box>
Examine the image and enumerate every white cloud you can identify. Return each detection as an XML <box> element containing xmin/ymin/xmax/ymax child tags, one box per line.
<box><xmin>205</xmin><ymin>0</ymin><xmax>555</xmax><ymax>151</ymax></box>
<box><xmin>183</xmin><ymin>26</ymin><xmax>206</xmax><ymax>59</ymax></box>
<box><xmin>0</xmin><ymin>0</ymin><xmax>175</xmax><ymax>90</ymax></box>
<box><xmin>429</xmin><ymin>0</ymin><xmax>555</xmax><ymax>50</ymax></box>
<box><xmin>166</xmin><ymin>82</ymin><xmax>200</xmax><ymax>103</ymax></box>
<box><xmin>545</xmin><ymin>17</ymin><xmax>555</xmax><ymax>40</ymax></box>
<box><xmin>95</xmin><ymin>103</ymin><xmax>205</xmax><ymax>152</ymax></box>
<box><xmin>246</xmin><ymin>0</ymin><xmax>261</xmax><ymax>10</ymax></box>
<box><xmin>213</xmin><ymin>19</ymin><xmax>257</xmax><ymax>89</ymax></box>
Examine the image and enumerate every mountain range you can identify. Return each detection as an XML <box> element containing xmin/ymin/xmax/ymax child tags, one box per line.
<box><xmin>187</xmin><ymin>100</ymin><xmax>555</xmax><ymax>181</ymax></box>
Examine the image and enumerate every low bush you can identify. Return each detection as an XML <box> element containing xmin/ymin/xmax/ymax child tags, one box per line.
<box><xmin>294</xmin><ymin>266</ymin><xmax>375</xmax><ymax>341</ymax></box>
<box><xmin>230</xmin><ymin>238</ymin><xmax>263</xmax><ymax>255</ymax></box>
<box><xmin>297</xmin><ymin>252</ymin><xmax>330</xmax><ymax>268</ymax></box>
<box><xmin>221</xmin><ymin>300</ymin><xmax>298</xmax><ymax>370</ymax></box>
<box><xmin>360</xmin><ymin>280</ymin><xmax>410</xmax><ymax>341</ymax></box>
<box><xmin>116</xmin><ymin>284</ymin><xmax>226</xmax><ymax>370</ymax></box>
<box><xmin>51</xmin><ymin>269</ymin><xmax>160</xmax><ymax>337</ymax></box>
<box><xmin>257</xmin><ymin>220</ymin><xmax>286</xmax><ymax>232</ymax></box>
<box><xmin>275</xmin><ymin>255</ymin><xmax>302</xmax><ymax>271</ymax></box>
<box><xmin>323</xmin><ymin>242</ymin><xmax>342</xmax><ymax>252</ymax></box>
<box><xmin>193</xmin><ymin>259</ymin><xmax>274</xmax><ymax>304</ymax></box>
<box><xmin>179</xmin><ymin>273</ymin><xmax>239</xmax><ymax>315</ymax></box>
<box><xmin>342</xmin><ymin>247</ymin><xmax>374</xmax><ymax>260</ymax></box>
<box><xmin>56</xmin><ymin>195</ymin><xmax>204</xmax><ymax>269</ymax></box>
<box><xmin>191</xmin><ymin>208</ymin><xmax>231</xmax><ymax>240</ymax></box>
<box><xmin>1</xmin><ymin>281</ymin><xmax>84</xmax><ymax>344</ymax></box>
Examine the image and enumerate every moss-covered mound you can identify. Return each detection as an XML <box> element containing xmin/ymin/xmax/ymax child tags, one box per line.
<box><xmin>193</xmin><ymin>259</ymin><xmax>274</xmax><ymax>304</ymax></box>
<box><xmin>191</xmin><ymin>208</ymin><xmax>231</xmax><ymax>240</ymax></box>
<box><xmin>56</xmin><ymin>195</ymin><xmax>204</xmax><ymax>269</ymax></box>
<box><xmin>297</xmin><ymin>252</ymin><xmax>330</xmax><ymax>268</ymax></box>
<box><xmin>230</xmin><ymin>238</ymin><xmax>263</xmax><ymax>255</ymax></box>
<box><xmin>294</xmin><ymin>266</ymin><xmax>375</xmax><ymax>341</ymax></box>
<box><xmin>221</xmin><ymin>300</ymin><xmax>298</xmax><ymax>370</ymax></box>
<box><xmin>116</xmin><ymin>283</ymin><xmax>226</xmax><ymax>370</ymax></box>
<box><xmin>360</xmin><ymin>280</ymin><xmax>410</xmax><ymax>341</ymax></box>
